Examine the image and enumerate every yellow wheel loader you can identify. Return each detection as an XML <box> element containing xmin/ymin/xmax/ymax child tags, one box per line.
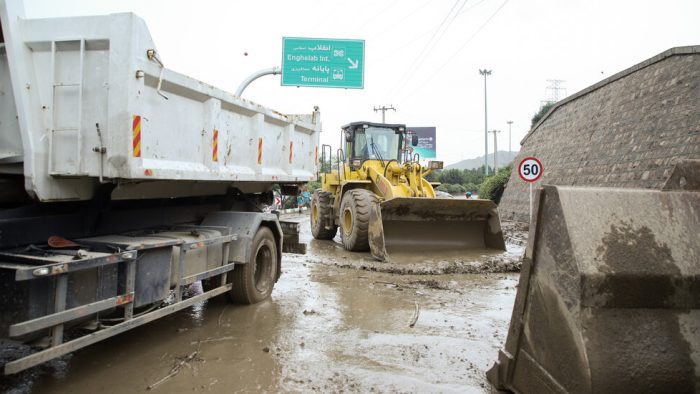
<box><xmin>311</xmin><ymin>121</ymin><xmax>506</xmax><ymax>261</ymax></box>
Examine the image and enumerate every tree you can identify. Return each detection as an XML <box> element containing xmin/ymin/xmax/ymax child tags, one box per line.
<box><xmin>478</xmin><ymin>166</ymin><xmax>512</xmax><ymax>204</ymax></box>
<box><xmin>531</xmin><ymin>102</ymin><xmax>555</xmax><ymax>128</ymax></box>
<box><xmin>425</xmin><ymin>170</ymin><xmax>440</xmax><ymax>182</ymax></box>
<box><xmin>464</xmin><ymin>182</ymin><xmax>479</xmax><ymax>193</ymax></box>
<box><xmin>438</xmin><ymin>169</ymin><xmax>466</xmax><ymax>185</ymax></box>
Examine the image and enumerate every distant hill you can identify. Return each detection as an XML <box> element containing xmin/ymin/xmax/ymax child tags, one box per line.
<box><xmin>445</xmin><ymin>151</ymin><xmax>518</xmax><ymax>170</ymax></box>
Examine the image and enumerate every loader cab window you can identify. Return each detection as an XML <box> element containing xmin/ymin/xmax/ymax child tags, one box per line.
<box><xmin>352</xmin><ymin>127</ymin><xmax>401</xmax><ymax>161</ymax></box>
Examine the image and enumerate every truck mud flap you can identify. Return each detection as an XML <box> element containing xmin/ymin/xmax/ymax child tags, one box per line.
<box><xmin>368</xmin><ymin>197</ymin><xmax>506</xmax><ymax>261</ymax></box>
<box><xmin>487</xmin><ymin>176</ymin><xmax>700</xmax><ymax>393</ymax></box>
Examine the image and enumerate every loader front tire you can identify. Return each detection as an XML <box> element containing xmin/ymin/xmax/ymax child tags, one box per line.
<box><xmin>228</xmin><ymin>226</ymin><xmax>278</xmax><ymax>304</ymax></box>
<box><xmin>340</xmin><ymin>189</ymin><xmax>375</xmax><ymax>252</ymax></box>
<box><xmin>310</xmin><ymin>190</ymin><xmax>337</xmax><ymax>240</ymax></box>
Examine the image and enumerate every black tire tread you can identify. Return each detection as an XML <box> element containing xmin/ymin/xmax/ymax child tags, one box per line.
<box><xmin>311</xmin><ymin>189</ymin><xmax>337</xmax><ymax>240</ymax></box>
<box><xmin>228</xmin><ymin>226</ymin><xmax>277</xmax><ymax>304</ymax></box>
<box><xmin>340</xmin><ymin>189</ymin><xmax>378</xmax><ymax>251</ymax></box>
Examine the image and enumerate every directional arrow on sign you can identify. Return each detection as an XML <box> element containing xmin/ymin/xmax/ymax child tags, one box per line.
<box><xmin>347</xmin><ymin>58</ymin><xmax>359</xmax><ymax>69</ymax></box>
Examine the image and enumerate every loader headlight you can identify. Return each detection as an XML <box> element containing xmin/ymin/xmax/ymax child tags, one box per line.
<box><xmin>352</xmin><ymin>159</ymin><xmax>362</xmax><ymax>167</ymax></box>
<box><xmin>428</xmin><ymin>161</ymin><xmax>443</xmax><ymax>169</ymax></box>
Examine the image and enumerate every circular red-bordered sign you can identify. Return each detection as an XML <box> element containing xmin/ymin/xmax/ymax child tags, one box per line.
<box><xmin>518</xmin><ymin>157</ymin><xmax>543</xmax><ymax>182</ymax></box>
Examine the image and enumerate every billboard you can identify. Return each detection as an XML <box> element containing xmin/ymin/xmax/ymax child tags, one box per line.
<box><xmin>407</xmin><ymin>127</ymin><xmax>436</xmax><ymax>159</ymax></box>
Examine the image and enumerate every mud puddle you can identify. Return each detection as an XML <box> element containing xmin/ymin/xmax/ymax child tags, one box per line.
<box><xmin>1</xmin><ymin>215</ymin><xmax>524</xmax><ymax>393</ymax></box>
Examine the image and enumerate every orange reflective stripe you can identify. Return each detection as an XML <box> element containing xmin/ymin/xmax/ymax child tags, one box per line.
<box><xmin>289</xmin><ymin>141</ymin><xmax>293</xmax><ymax>164</ymax></box>
<box><xmin>257</xmin><ymin>137</ymin><xmax>263</xmax><ymax>165</ymax></box>
<box><xmin>132</xmin><ymin>115</ymin><xmax>141</xmax><ymax>157</ymax></box>
<box><xmin>212</xmin><ymin>129</ymin><xmax>219</xmax><ymax>162</ymax></box>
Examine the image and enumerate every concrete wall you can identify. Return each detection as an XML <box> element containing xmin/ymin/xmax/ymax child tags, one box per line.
<box><xmin>499</xmin><ymin>46</ymin><xmax>700</xmax><ymax>222</ymax></box>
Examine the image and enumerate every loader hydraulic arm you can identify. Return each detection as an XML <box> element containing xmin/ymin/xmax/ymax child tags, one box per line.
<box><xmin>364</xmin><ymin>161</ymin><xmax>434</xmax><ymax>199</ymax></box>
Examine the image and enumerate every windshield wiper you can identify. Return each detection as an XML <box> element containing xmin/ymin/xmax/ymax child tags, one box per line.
<box><xmin>369</xmin><ymin>137</ymin><xmax>385</xmax><ymax>167</ymax></box>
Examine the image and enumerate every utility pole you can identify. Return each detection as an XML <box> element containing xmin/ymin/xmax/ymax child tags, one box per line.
<box><xmin>479</xmin><ymin>69</ymin><xmax>491</xmax><ymax>175</ymax></box>
<box><xmin>507</xmin><ymin>121</ymin><xmax>513</xmax><ymax>153</ymax></box>
<box><xmin>488</xmin><ymin>129</ymin><xmax>501</xmax><ymax>173</ymax></box>
<box><xmin>373</xmin><ymin>105</ymin><xmax>396</xmax><ymax>123</ymax></box>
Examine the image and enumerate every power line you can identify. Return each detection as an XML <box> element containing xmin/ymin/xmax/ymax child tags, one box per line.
<box><xmin>400</xmin><ymin>0</ymin><xmax>510</xmax><ymax>101</ymax></box>
<box><xmin>391</xmin><ymin>0</ymin><xmax>469</xmax><ymax>99</ymax></box>
<box><xmin>372</xmin><ymin>0</ymin><xmax>481</xmax><ymax>65</ymax></box>
<box><xmin>357</xmin><ymin>0</ymin><xmax>401</xmax><ymax>32</ymax></box>
<box><xmin>374</xmin><ymin>25</ymin><xmax>437</xmax><ymax>64</ymax></box>
<box><xmin>370</xmin><ymin>0</ymin><xmax>435</xmax><ymax>40</ymax></box>
<box><xmin>457</xmin><ymin>0</ymin><xmax>490</xmax><ymax>15</ymax></box>
<box><xmin>388</xmin><ymin>0</ymin><xmax>465</xmax><ymax>99</ymax></box>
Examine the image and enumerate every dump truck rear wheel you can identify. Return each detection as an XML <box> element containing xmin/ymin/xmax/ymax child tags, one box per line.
<box><xmin>228</xmin><ymin>226</ymin><xmax>278</xmax><ymax>304</ymax></box>
<box><xmin>340</xmin><ymin>189</ymin><xmax>375</xmax><ymax>251</ymax></box>
<box><xmin>311</xmin><ymin>190</ymin><xmax>337</xmax><ymax>240</ymax></box>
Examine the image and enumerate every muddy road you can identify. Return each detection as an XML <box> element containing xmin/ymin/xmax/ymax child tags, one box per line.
<box><xmin>2</xmin><ymin>217</ymin><xmax>525</xmax><ymax>393</ymax></box>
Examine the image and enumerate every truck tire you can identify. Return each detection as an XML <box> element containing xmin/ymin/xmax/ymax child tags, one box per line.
<box><xmin>310</xmin><ymin>189</ymin><xmax>337</xmax><ymax>240</ymax></box>
<box><xmin>228</xmin><ymin>226</ymin><xmax>278</xmax><ymax>304</ymax></box>
<box><xmin>339</xmin><ymin>189</ymin><xmax>376</xmax><ymax>252</ymax></box>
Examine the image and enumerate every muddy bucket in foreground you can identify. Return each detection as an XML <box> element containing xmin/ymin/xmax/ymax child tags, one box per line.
<box><xmin>487</xmin><ymin>176</ymin><xmax>700</xmax><ymax>393</ymax></box>
<box><xmin>368</xmin><ymin>197</ymin><xmax>506</xmax><ymax>261</ymax></box>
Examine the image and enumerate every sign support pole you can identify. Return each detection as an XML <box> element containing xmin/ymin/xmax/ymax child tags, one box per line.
<box><xmin>529</xmin><ymin>182</ymin><xmax>533</xmax><ymax>223</ymax></box>
<box><xmin>235</xmin><ymin>66</ymin><xmax>281</xmax><ymax>98</ymax></box>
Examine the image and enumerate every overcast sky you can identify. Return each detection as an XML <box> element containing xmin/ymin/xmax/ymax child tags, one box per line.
<box><xmin>21</xmin><ymin>0</ymin><xmax>700</xmax><ymax>165</ymax></box>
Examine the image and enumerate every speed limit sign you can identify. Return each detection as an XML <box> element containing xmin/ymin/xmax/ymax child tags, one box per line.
<box><xmin>519</xmin><ymin>156</ymin><xmax>543</xmax><ymax>222</ymax></box>
<box><xmin>518</xmin><ymin>157</ymin><xmax>543</xmax><ymax>182</ymax></box>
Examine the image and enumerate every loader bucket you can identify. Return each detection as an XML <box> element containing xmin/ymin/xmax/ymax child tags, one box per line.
<box><xmin>368</xmin><ymin>197</ymin><xmax>506</xmax><ymax>261</ymax></box>
<box><xmin>487</xmin><ymin>178</ymin><xmax>700</xmax><ymax>393</ymax></box>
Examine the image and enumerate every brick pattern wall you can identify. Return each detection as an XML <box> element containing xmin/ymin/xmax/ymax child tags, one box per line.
<box><xmin>499</xmin><ymin>47</ymin><xmax>700</xmax><ymax>222</ymax></box>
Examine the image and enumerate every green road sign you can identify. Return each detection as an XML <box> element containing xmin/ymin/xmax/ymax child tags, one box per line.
<box><xmin>282</xmin><ymin>37</ymin><xmax>364</xmax><ymax>89</ymax></box>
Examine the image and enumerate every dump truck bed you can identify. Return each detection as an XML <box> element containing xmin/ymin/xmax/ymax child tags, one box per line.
<box><xmin>0</xmin><ymin>0</ymin><xmax>320</xmax><ymax>202</ymax></box>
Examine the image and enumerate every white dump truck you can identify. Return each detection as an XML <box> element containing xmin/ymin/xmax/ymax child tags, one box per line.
<box><xmin>0</xmin><ymin>0</ymin><xmax>320</xmax><ymax>374</ymax></box>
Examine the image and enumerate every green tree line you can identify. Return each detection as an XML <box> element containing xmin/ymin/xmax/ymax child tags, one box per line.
<box><xmin>426</xmin><ymin>166</ymin><xmax>488</xmax><ymax>195</ymax></box>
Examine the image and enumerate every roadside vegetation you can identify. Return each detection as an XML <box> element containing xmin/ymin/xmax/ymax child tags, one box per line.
<box><xmin>478</xmin><ymin>166</ymin><xmax>512</xmax><ymax>204</ymax></box>
<box><xmin>531</xmin><ymin>102</ymin><xmax>555</xmax><ymax>128</ymax></box>
<box><xmin>428</xmin><ymin>167</ymin><xmax>485</xmax><ymax>195</ymax></box>
<box><xmin>426</xmin><ymin>165</ymin><xmax>512</xmax><ymax>203</ymax></box>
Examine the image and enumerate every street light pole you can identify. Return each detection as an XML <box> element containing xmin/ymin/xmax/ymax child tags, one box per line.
<box><xmin>479</xmin><ymin>69</ymin><xmax>492</xmax><ymax>175</ymax></box>
<box><xmin>488</xmin><ymin>129</ymin><xmax>501</xmax><ymax>172</ymax></box>
<box><xmin>507</xmin><ymin>121</ymin><xmax>513</xmax><ymax>153</ymax></box>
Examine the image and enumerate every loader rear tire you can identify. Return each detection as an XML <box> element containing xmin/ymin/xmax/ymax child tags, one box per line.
<box><xmin>228</xmin><ymin>226</ymin><xmax>278</xmax><ymax>304</ymax></box>
<box><xmin>310</xmin><ymin>190</ymin><xmax>337</xmax><ymax>240</ymax></box>
<box><xmin>340</xmin><ymin>189</ymin><xmax>376</xmax><ymax>252</ymax></box>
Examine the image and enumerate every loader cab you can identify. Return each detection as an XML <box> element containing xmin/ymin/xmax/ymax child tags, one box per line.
<box><xmin>341</xmin><ymin>122</ymin><xmax>416</xmax><ymax>165</ymax></box>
